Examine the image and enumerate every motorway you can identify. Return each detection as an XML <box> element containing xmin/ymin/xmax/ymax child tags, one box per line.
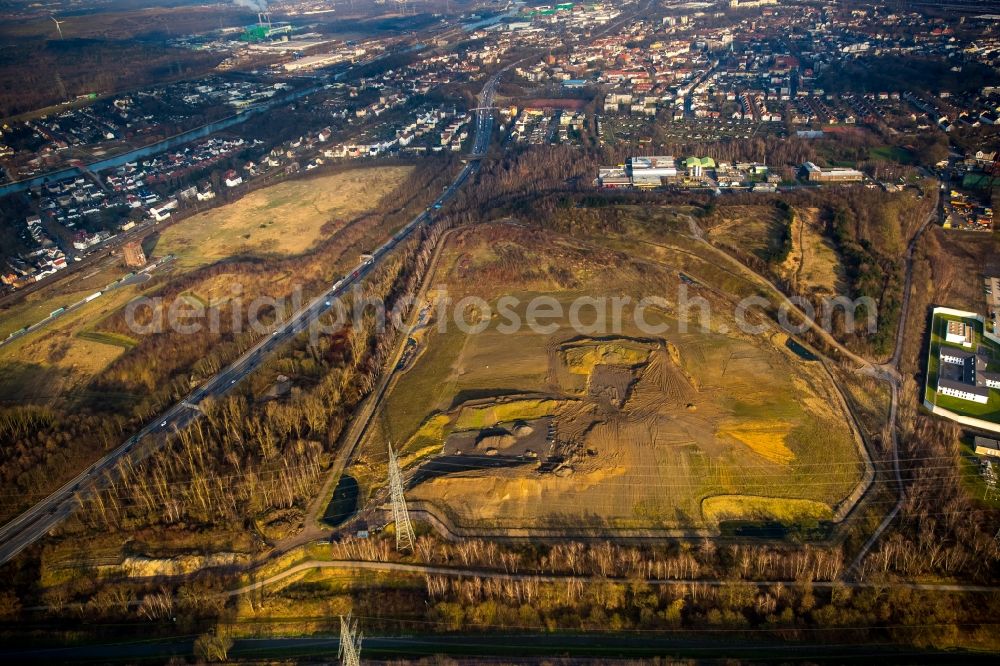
<box><xmin>0</xmin><ymin>66</ymin><xmax>503</xmax><ymax>567</ymax></box>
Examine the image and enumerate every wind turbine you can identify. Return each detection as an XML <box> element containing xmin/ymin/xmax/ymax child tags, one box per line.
<box><xmin>51</xmin><ymin>16</ymin><xmax>65</xmax><ymax>39</ymax></box>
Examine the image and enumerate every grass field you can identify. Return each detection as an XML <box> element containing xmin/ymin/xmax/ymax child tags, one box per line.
<box><xmin>779</xmin><ymin>207</ymin><xmax>844</xmax><ymax>295</ymax></box>
<box><xmin>0</xmin><ymin>277</ymin><xmax>144</xmax><ymax>402</ymax></box>
<box><xmin>705</xmin><ymin>204</ymin><xmax>787</xmax><ymax>263</ymax></box>
<box><xmin>0</xmin><ymin>166</ymin><xmax>416</xmax><ymax>405</ymax></box>
<box><xmin>153</xmin><ymin>166</ymin><xmax>413</xmax><ymax>269</ymax></box>
<box><xmin>353</xmin><ymin>222</ymin><xmax>866</xmax><ymax>532</ymax></box>
<box><xmin>869</xmin><ymin>145</ymin><xmax>913</xmax><ymax>164</ymax></box>
<box><xmin>701</xmin><ymin>495</ymin><xmax>833</xmax><ymax>524</ymax></box>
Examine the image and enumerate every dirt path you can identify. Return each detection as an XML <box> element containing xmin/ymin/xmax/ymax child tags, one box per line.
<box><xmin>845</xmin><ymin>189</ymin><xmax>940</xmax><ymax>578</ymax></box>
<box><xmin>224</xmin><ymin>558</ymin><xmax>1000</xmax><ymax>599</ymax></box>
<box><xmin>679</xmin><ymin>212</ymin><xmax>873</xmax><ymax>370</ymax></box>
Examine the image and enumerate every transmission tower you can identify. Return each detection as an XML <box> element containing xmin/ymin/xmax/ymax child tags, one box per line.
<box><xmin>338</xmin><ymin>612</ymin><xmax>363</xmax><ymax>666</ymax></box>
<box><xmin>984</xmin><ymin>461</ymin><xmax>999</xmax><ymax>502</ymax></box>
<box><xmin>388</xmin><ymin>442</ymin><xmax>416</xmax><ymax>552</ymax></box>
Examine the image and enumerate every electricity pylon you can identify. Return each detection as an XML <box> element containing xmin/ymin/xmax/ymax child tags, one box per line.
<box><xmin>388</xmin><ymin>442</ymin><xmax>415</xmax><ymax>552</ymax></box>
<box><xmin>985</xmin><ymin>462</ymin><xmax>999</xmax><ymax>502</ymax></box>
<box><xmin>339</xmin><ymin>612</ymin><xmax>362</xmax><ymax>666</ymax></box>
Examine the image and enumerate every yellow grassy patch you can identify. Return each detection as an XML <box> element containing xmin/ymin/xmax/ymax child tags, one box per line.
<box><xmin>793</xmin><ymin>207</ymin><xmax>843</xmax><ymax>294</ymax></box>
<box><xmin>701</xmin><ymin>495</ymin><xmax>832</xmax><ymax>524</ymax></box>
<box><xmin>157</xmin><ymin>166</ymin><xmax>413</xmax><ymax>269</ymax></box>
<box><xmin>562</xmin><ymin>341</ymin><xmax>650</xmax><ymax>375</ymax></box>
<box><xmin>415</xmin><ymin>466</ymin><xmax>619</xmax><ymax>523</ymax></box>
<box><xmin>400</xmin><ymin>413</ymin><xmax>450</xmax><ymax>458</ymax></box>
<box><xmin>718</xmin><ymin>422</ymin><xmax>796</xmax><ymax>464</ymax></box>
<box><xmin>0</xmin><ymin>285</ymin><xmax>141</xmax><ymax>400</ymax></box>
<box><xmin>453</xmin><ymin>398</ymin><xmax>562</xmax><ymax>431</ymax></box>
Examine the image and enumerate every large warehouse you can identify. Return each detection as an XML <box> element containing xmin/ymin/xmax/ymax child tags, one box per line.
<box><xmin>628</xmin><ymin>155</ymin><xmax>677</xmax><ymax>187</ymax></box>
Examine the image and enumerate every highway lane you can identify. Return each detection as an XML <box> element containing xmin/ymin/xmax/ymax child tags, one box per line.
<box><xmin>0</xmin><ymin>67</ymin><xmax>503</xmax><ymax>567</ymax></box>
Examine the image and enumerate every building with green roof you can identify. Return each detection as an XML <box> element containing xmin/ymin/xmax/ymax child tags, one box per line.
<box><xmin>684</xmin><ymin>156</ymin><xmax>716</xmax><ymax>169</ymax></box>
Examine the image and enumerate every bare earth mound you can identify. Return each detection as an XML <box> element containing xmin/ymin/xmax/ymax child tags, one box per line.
<box><xmin>357</xmin><ymin>223</ymin><xmax>866</xmax><ymax>534</ymax></box>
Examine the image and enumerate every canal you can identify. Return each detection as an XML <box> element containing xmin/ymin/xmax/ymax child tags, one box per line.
<box><xmin>0</xmin><ymin>83</ymin><xmax>324</xmax><ymax>198</ymax></box>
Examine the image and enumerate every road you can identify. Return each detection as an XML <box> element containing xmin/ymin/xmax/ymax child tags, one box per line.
<box><xmin>0</xmin><ymin>64</ymin><xmax>504</xmax><ymax>567</ymax></box>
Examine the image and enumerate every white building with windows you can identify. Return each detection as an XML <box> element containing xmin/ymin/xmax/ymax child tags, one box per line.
<box><xmin>945</xmin><ymin>320</ymin><xmax>974</xmax><ymax>347</ymax></box>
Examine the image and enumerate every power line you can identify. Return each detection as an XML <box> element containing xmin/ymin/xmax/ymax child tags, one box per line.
<box><xmin>12</xmin><ymin>463</ymin><xmax>990</xmax><ymax>511</ymax></box>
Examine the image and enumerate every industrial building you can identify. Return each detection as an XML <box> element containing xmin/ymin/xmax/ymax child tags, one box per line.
<box><xmin>241</xmin><ymin>14</ymin><xmax>293</xmax><ymax>43</ymax></box>
<box><xmin>597</xmin><ymin>166</ymin><xmax>631</xmax><ymax>188</ymax></box>
<box><xmin>684</xmin><ymin>156</ymin><xmax>716</xmax><ymax>178</ymax></box>
<box><xmin>628</xmin><ymin>155</ymin><xmax>677</xmax><ymax>188</ymax></box>
<box><xmin>975</xmin><ymin>436</ymin><xmax>1000</xmax><ymax>458</ymax></box>
<box><xmin>284</xmin><ymin>52</ymin><xmax>349</xmax><ymax>72</ymax></box>
<box><xmin>802</xmin><ymin>161</ymin><xmax>863</xmax><ymax>183</ymax></box>
<box><xmin>598</xmin><ymin>156</ymin><xmax>773</xmax><ymax>189</ymax></box>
